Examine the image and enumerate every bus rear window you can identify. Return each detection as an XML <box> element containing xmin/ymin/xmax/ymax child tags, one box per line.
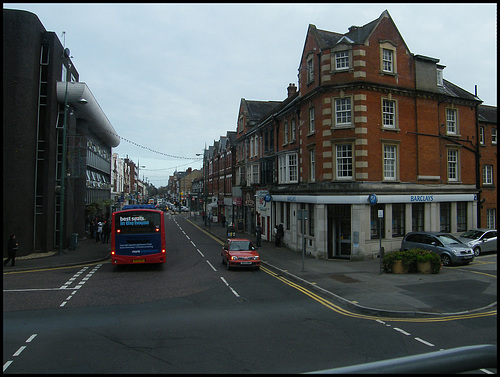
<box><xmin>116</xmin><ymin>211</ymin><xmax>161</xmax><ymax>234</ymax></box>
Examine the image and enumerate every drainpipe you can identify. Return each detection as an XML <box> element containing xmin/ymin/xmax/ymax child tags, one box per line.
<box><xmin>474</xmin><ymin>85</ymin><xmax>482</xmax><ymax>228</ymax></box>
<box><xmin>413</xmin><ymin>58</ymin><xmax>419</xmax><ymax>179</ymax></box>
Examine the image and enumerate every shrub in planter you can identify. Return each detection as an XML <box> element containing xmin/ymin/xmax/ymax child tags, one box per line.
<box><xmin>415</xmin><ymin>249</ymin><xmax>441</xmax><ymax>274</ymax></box>
<box><xmin>382</xmin><ymin>250</ymin><xmax>415</xmax><ymax>273</ymax></box>
<box><xmin>382</xmin><ymin>248</ymin><xmax>441</xmax><ymax>274</ymax></box>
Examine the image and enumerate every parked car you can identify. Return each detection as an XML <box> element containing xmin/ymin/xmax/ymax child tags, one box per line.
<box><xmin>458</xmin><ymin>229</ymin><xmax>497</xmax><ymax>257</ymax></box>
<box><xmin>222</xmin><ymin>238</ymin><xmax>260</xmax><ymax>270</ymax></box>
<box><xmin>400</xmin><ymin>231</ymin><xmax>474</xmax><ymax>266</ymax></box>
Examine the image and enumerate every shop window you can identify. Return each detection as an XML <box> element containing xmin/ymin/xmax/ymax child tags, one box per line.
<box><xmin>370</xmin><ymin>204</ymin><xmax>385</xmax><ymax>239</ymax></box>
<box><xmin>412</xmin><ymin>203</ymin><xmax>424</xmax><ymax>231</ymax></box>
<box><xmin>392</xmin><ymin>203</ymin><xmax>405</xmax><ymax>237</ymax></box>
<box><xmin>457</xmin><ymin>202</ymin><xmax>467</xmax><ymax>232</ymax></box>
<box><xmin>440</xmin><ymin>202</ymin><xmax>451</xmax><ymax>232</ymax></box>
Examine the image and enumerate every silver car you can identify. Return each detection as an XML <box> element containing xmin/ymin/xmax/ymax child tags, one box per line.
<box><xmin>458</xmin><ymin>229</ymin><xmax>497</xmax><ymax>257</ymax></box>
<box><xmin>401</xmin><ymin>231</ymin><xmax>474</xmax><ymax>266</ymax></box>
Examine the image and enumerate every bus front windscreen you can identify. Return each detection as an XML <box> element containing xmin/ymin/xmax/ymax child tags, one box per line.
<box><xmin>116</xmin><ymin>211</ymin><xmax>161</xmax><ymax>234</ymax></box>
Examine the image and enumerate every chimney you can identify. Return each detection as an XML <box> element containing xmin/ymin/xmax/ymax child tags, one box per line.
<box><xmin>287</xmin><ymin>83</ymin><xmax>297</xmax><ymax>98</ymax></box>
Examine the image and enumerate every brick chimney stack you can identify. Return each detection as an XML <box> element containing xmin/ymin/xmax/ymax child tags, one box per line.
<box><xmin>287</xmin><ymin>83</ymin><xmax>297</xmax><ymax>98</ymax></box>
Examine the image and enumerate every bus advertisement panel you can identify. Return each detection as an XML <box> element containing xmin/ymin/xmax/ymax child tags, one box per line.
<box><xmin>111</xmin><ymin>208</ymin><xmax>166</xmax><ymax>265</ymax></box>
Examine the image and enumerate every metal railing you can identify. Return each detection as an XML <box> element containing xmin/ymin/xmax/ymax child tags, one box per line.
<box><xmin>307</xmin><ymin>344</ymin><xmax>496</xmax><ymax>374</ymax></box>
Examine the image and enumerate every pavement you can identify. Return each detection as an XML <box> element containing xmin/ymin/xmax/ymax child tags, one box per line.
<box><xmin>3</xmin><ymin>213</ymin><xmax>497</xmax><ymax>318</ymax></box>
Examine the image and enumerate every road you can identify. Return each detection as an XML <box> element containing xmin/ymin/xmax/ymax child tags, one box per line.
<box><xmin>3</xmin><ymin>215</ymin><xmax>497</xmax><ymax>373</ymax></box>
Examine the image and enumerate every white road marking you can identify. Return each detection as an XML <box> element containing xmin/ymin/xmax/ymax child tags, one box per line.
<box><xmin>13</xmin><ymin>346</ymin><xmax>26</xmax><ymax>356</ymax></box>
<box><xmin>206</xmin><ymin>260</ymin><xmax>217</xmax><ymax>271</ymax></box>
<box><xmin>3</xmin><ymin>361</ymin><xmax>13</xmax><ymax>372</ymax></box>
<box><xmin>393</xmin><ymin>327</ymin><xmax>411</xmax><ymax>336</ymax></box>
<box><xmin>415</xmin><ymin>337</ymin><xmax>435</xmax><ymax>347</ymax></box>
<box><xmin>3</xmin><ymin>334</ymin><xmax>38</xmax><ymax>372</ymax></box>
<box><xmin>220</xmin><ymin>276</ymin><xmax>240</xmax><ymax>297</ymax></box>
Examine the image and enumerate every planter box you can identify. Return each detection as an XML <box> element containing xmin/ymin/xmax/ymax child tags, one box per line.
<box><xmin>392</xmin><ymin>260</ymin><xmax>409</xmax><ymax>274</ymax></box>
<box><xmin>417</xmin><ymin>261</ymin><xmax>432</xmax><ymax>274</ymax></box>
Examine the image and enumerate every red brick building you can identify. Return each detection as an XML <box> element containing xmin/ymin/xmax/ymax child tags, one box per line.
<box><xmin>206</xmin><ymin>10</ymin><xmax>493</xmax><ymax>259</ymax></box>
<box><xmin>477</xmin><ymin>105</ymin><xmax>497</xmax><ymax>229</ymax></box>
<box><xmin>204</xmin><ymin>132</ymin><xmax>236</xmax><ymax>225</ymax></box>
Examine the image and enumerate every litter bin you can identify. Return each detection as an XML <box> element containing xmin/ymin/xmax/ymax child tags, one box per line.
<box><xmin>70</xmin><ymin>233</ymin><xmax>78</xmax><ymax>250</ymax></box>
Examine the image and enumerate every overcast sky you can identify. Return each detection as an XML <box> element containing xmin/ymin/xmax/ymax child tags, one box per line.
<box><xmin>4</xmin><ymin>3</ymin><xmax>497</xmax><ymax>188</ymax></box>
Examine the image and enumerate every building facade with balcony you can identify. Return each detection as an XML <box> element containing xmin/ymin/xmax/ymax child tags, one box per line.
<box><xmin>3</xmin><ymin>9</ymin><xmax>119</xmax><ymax>255</ymax></box>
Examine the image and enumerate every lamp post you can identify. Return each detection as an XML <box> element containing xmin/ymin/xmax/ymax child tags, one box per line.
<box><xmin>136</xmin><ymin>161</ymin><xmax>146</xmax><ymax>203</ymax></box>
<box><xmin>196</xmin><ymin>151</ymin><xmax>207</xmax><ymax>225</ymax></box>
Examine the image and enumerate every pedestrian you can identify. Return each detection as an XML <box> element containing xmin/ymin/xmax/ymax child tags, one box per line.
<box><xmin>273</xmin><ymin>225</ymin><xmax>279</xmax><ymax>246</ymax></box>
<box><xmin>277</xmin><ymin>224</ymin><xmax>284</xmax><ymax>247</ymax></box>
<box><xmin>227</xmin><ymin>222</ymin><xmax>236</xmax><ymax>238</ymax></box>
<box><xmin>255</xmin><ymin>223</ymin><xmax>262</xmax><ymax>248</ymax></box>
<box><xmin>220</xmin><ymin>213</ymin><xmax>225</xmax><ymax>228</ymax></box>
<box><xmin>102</xmin><ymin>220</ymin><xmax>111</xmax><ymax>243</ymax></box>
<box><xmin>96</xmin><ymin>220</ymin><xmax>103</xmax><ymax>243</ymax></box>
<box><xmin>4</xmin><ymin>234</ymin><xmax>19</xmax><ymax>267</ymax></box>
<box><xmin>90</xmin><ymin>219</ymin><xmax>96</xmax><ymax>239</ymax></box>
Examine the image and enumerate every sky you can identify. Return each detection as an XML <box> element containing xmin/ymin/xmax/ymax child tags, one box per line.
<box><xmin>4</xmin><ymin>3</ymin><xmax>497</xmax><ymax>188</ymax></box>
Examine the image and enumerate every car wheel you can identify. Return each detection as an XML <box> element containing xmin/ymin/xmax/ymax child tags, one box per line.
<box><xmin>221</xmin><ymin>255</ymin><xmax>226</xmax><ymax>265</ymax></box>
<box><xmin>441</xmin><ymin>254</ymin><xmax>452</xmax><ymax>266</ymax></box>
<box><xmin>226</xmin><ymin>260</ymin><xmax>231</xmax><ymax>270</ymax></box>
<box><xmin>473</xmin><ymin>247</ymin><xmax>481</xmax><ymax>257</ymax></box>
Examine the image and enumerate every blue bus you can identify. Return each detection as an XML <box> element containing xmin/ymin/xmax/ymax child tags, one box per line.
<box><xmin>111</xmin><ymin>205</ymin><xmax>166</xmax><ymax>265</ymax></box>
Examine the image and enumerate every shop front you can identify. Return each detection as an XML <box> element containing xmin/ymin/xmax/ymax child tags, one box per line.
<box><xmin>271</xmin><ymin>193</ymin><xmax>477</xmax><ymax>260</ymax></box>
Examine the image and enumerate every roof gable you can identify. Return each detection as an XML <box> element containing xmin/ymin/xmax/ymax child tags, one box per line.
<box><xmin>306</xmin><ymin>10</ymin><xmax>411</xmax><ymax>54</ymax></box>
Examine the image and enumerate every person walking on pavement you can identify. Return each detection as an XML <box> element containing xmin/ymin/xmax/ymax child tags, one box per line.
<box><xmin>277</xmin><ymin>224</ymin><xmax>284</xmax><ymax>247</ymax></box>
<box><xmin>90</xmin><ymin>219</ymin><xmax>96</xmax><ymax>239</ymax></box>
<box><xmin>255</xmin><ymin>223</ymin><xmax>262</xmax><ymax>248</ymax></box>
<box><xmin>4</xmin><ymin>234</ymin><xmax>19</xmax><ymax>267</ymax></box>
<box><xmin>102</xmin><ymin>220</ymin><xmax>111</xmax><ymax>243</ymax></box>
<box><xmin>273</xmin><ymin>225</ymin><xmax>278</xmax><ymax>246</ymax></box>
<box><xmin>227</xmin><ymin>222</ymin><xmax>236</xmax><ymax>238</ymax></box>
<box><xmin>96</xmin><ymin>220</ymin><xmax>103</xmax><ymax>243</ymax></box>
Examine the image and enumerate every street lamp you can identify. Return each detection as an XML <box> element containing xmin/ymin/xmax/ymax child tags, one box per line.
<box><xmin>196</xmin><ymin>150</ymin><xmax>208</xmax><ymax>225</ymax></box>
<box><xmin>136</xmin><ymin>161</ymin><xmax>146</xmax><ymax>203</ymax></box>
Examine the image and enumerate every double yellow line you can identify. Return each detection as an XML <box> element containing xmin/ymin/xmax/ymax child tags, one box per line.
<box><xmin>186</xmin><ymin>218</ymin><xmax>496</xmax><ymax>323</ymax></box>
<box><xmin>260</xmin><ymin>265</ymin><xmax>497</xmax><ymax>323</ymax></box>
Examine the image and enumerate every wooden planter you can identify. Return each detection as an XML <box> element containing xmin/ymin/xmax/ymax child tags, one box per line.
<box><xmin>417</xmin><ymin>261</ymin><xmax>432</xmax><ymax>274</ymax></box>
<box><xmin>392</xmin><ymin>260</ymin><xmax>409</xmax><ymax>274</ymax></box>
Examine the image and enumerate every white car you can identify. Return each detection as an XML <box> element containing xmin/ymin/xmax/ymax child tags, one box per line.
<box><xmin>458</xmin><ymin>229</ymin><xmax>497</xmax><ymax>257</ymax></box>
